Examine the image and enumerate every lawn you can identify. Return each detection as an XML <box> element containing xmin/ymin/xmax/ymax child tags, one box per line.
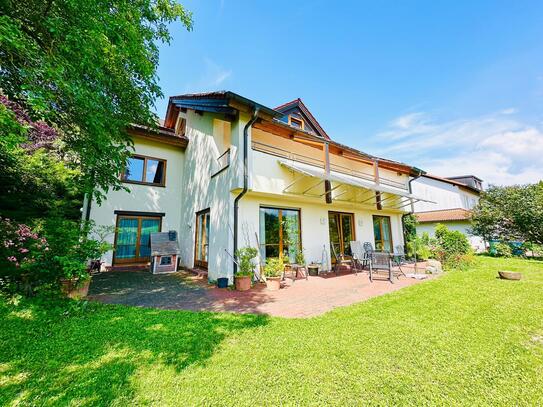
<box><xmin>1</xmin><ymin>257</ymin><xmax>542</xmax><ymax>406</ymax></box>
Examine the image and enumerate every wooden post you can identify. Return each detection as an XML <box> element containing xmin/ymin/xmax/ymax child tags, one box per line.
<box><xmin>373</xmin><ymin>160</ymin><xmax>382</xmax><ymax>210</ymax></box>
<box><xmin>324</xmin><ymin>142</ymin><xmax>332</xmax><ymax>204</ymax></box>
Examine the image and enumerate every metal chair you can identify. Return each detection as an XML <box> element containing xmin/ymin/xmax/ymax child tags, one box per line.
<box><xmin>368</xmin><ymin>251</ymin><xmax>394</xmax><ymax>283</ymax></box>
<box><xmin>350</xmin><ymin>241</ymin><xmax>365</xmax><ymax>272</ymax></box>
<box><xmin>330</xmin><ymin>243</ymin><xmax>354</xmax><ymax>275</ymax></box>
<box><xmin>392</xmin><ymin>245</ymin><xmax>407</xmax><ymax>277</ymax></box>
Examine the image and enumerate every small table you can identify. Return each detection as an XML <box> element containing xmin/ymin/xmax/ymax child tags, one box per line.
<box><xmin>283</xmin><ymin>263</ymin><xmax>308</xmax><ymax>282</ymax></box>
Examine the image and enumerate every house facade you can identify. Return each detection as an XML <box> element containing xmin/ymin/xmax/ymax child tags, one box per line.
<box><xmin>86</xmin><ymin>91</ymin><xmax>432</xmax><ymax>282</ymax></box>
<box><xmin>411</xmin><ymin>174</ymin><xmax>485</xmax><ymax>251</ymax></box>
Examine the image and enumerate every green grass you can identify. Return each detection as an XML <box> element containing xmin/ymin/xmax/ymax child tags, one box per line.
<box><xmin>1</xmin><ymin>257</ymin><xmax>543</xmax><ymax>406</ymax></box>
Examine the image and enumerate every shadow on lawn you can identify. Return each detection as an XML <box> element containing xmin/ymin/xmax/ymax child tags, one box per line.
<box><xmin>0</xmin><ymin>299</ymin><xmax>269</xmax><ymax>405</ymax></box>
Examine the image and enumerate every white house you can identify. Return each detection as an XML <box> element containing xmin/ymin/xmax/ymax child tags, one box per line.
<box><xmin>411</xmin><ymin>174</ymin><xmax>485</xmax><ymax>251</ymax></box>
<box><xmin>85</xmin><ymin>91</ymin><xmax>434</xmax><ymax>282</ymax></box>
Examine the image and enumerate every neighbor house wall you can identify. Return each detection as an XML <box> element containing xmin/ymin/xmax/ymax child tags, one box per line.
<box><xmin>417</xmin><ymin>221</ymin><xmax>486</xmax><ymax>252</ymax></box>
<box><xmin>88</xmin><ymin>136</ymin><xmax>186</xmax><ymax>266</ymax></box>
<box><xmin>412</xmin><ymin>177</ymin><xmax>478</xmax><ymax>212</ymax></box>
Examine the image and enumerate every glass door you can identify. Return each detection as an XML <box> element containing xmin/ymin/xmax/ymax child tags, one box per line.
<box><xmin>195</xmin><ymin>209</ymin><xmax>210</xmax><ymax>269</ymax></box>
<box><xmin>373</xmin><ymin>215</ymin><xmax>393</xmax><ymax>252</ymax></box>
<box><xmin>114</xmin><ymin>215</ymin><xmax>161</xmax><ymax>264</ymax></box>
<box><xmin>259</xmin><ymin>207</ymin><xmax>301</xmax><ymax>263</ymax></box>
<box><xmin>328</xmin><ymin>212</ymin><xmax>355</xmax><ymax>262</ymax></box>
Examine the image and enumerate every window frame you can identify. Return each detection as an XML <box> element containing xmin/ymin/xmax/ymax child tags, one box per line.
<box><xmin>121</xmin><ymin>154</ymin><xmax>167</xmax><ymax>187</ymax></box>
<box><xmin>259</xmin><ymin>205</ymin><xmax>302</xmax><ymax>263</ymax></box>
<box><xmin>288</xmin><ymin>115</ymin><xmax>305</xmax><ymax>130</ymax></box>
<box><xmin>372</xmin><ymin>215</ymin><xmax>393</xmax><ymax>252</ymax></box>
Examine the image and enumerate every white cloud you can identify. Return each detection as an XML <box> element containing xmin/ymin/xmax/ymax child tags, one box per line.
<box><xmin>371</xmin><ymin>109</ymin><xmax>543</xmax><ymax>186</ymax></box>
<box><xmin>185</xmin><ymin>58</ymin><xmax>232</xmax><ymax>91</ymax></box>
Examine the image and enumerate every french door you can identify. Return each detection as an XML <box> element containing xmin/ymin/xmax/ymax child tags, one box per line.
<box><xmin>373</xmin><ymin>215</ymin><xmax>393</xmax><ymax>252</ymax></box>
<box><xmin>328</xmin><ymin>212</ymin><xmax>355</xmax><ymax>261</ymax></box>
<box><xmin>114</xmin><ymin>215</ymin><xmax>161</xmax><ymax>264</ymax></box>
<box><xmin>195</xmin><ymin>209</ymin><xmax>210</xmax><ymax>269</ymax></box>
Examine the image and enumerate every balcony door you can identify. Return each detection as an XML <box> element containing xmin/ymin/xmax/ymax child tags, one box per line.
<box><xmin>114</xmin><ymin>215</ymin><xmax>161</xmax><ymax>264</ymax></box>
<box><xmin>373</xmin><ymin>215</ymin><xmax>393</xmax><ymax>252</ymax></box>
<box><xmin>195</xmin><ymin>209</ymin><xmax>210</xmax><ymax>269</ymax></box>
<box><xmin>328</xmin><ymin>212</ymin><xmax>355</xmax><ymax>261</ymax></box>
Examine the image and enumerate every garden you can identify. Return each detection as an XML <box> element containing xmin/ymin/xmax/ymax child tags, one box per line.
<box><xmin>1</xmin><ymin>256</ymin><xmax>542</xmax><ymax>405</ymax></box>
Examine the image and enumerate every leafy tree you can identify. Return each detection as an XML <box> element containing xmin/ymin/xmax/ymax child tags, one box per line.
<box><xmin>0</xmin><ymin>0</ymin><xmax>192</xmax><ymax>202</ymax></box>
<box><xmin>471</xmin><ymin>183</ymin><xmax>543</xmax><ymax>245</ymax></box>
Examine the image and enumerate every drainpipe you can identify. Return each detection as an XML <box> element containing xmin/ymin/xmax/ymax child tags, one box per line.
<box><xmin>403</xmin><ymin>168</ymin><xmax>424</xmax><ymax>272</ymax></box>
<box><xmin>233</xmin><ymin>108</ymin><xmax>260</xmax><ymax>275</ymax></box>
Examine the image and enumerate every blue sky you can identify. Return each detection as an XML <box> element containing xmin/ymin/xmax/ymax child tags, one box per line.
<box><xmin>156</xmin><ymin>0</ymin><xmax>543</xmax><ymax>185</ymax></box>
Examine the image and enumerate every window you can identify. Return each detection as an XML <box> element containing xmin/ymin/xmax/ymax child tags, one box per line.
<box><xmin>114</xmin><ymin>215</ymin><xmax>162</xmax><ymax>264</ymax></box>
<box><xmin>195</xmin><ymin>209</ymin><xmax>210</xmax><ymax>269</ymax></box>
<box><xmin>122</xmin><ymin>155</ymin><xmax>166</xmax><ymax>186</ymax></box>
<box><xmin>160</xmin><ymin>256</ymin><xmax>172</xmax><ymax>265</ymax></box>
<box><xmin>259</xmin><ymin>207</ymin><xmax>301</xmax><ymax>263</ymax></box>
<box><xmin>289</xmin><ymin>115</ymin><xmax>304</xmax><ymax>129</ymax></box>
<box><xmin>373</xmin><ymin>216</ymin><xmax>393</xmax><ymax>252</ymax></box>
<box><xmin>176</xmin><ymin>116</ymin><xmax>186</xmax><ymax>137</ymax></box>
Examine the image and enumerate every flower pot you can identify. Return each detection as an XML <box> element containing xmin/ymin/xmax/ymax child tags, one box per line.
<box><xmin>265</xmin><ymin>276</ymin><xmax>281</xmax><ymax>291</ymax></box>
<box><xmin>308</xmin><ymin>265</ymin><xmax>319</xmax><ymax>276</ymax></box>
<box><xmin>234</xmin><ymin>275</ymin><xmax>252</xmax><ymax>291</ymax></box>
<box><xmin>60</xmin><ymin>277</ymin><xmax>91</xmax><ymax>299</ymax></box>
<box><xmin>217</xmin><ymin>277</ymin><xmax>229</xmax><ymax>288</ymax></box>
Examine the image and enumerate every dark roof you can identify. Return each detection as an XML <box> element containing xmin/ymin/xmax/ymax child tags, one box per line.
<box><xmin>416</xmin><ymin>208</ymin><xmax>472</xmax><ymax>222</ymax></box>
<box><xmin>448</xmin><ymin>175</ymin><xmax>483</xmax><ymax>182</ymax></box>
<box><xmin>274</xmin><ymin>98</ymin><xmax>330</xmax><ymax>140</ymax></box>
<box><xmin>128</xmin><ymin>124</ymin><xmax>188</xmax><ymax>148</ymax></box>
<box><xmin>422</xmin><ymin>174</ymin><xmax>481</xmax><ymax>194</ymax></box>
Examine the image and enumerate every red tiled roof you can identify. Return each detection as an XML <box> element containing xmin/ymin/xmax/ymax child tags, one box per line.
<box><xmin>416</xmin><ymin>208</ymin><xmax>472</xmax><ymax>223</ymax></box>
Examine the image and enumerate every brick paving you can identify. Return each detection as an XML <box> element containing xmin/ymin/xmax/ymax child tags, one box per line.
<box><xmin>89</xmin><ymin>263</ymin><xmax>432</xmax><ymax>318</ymax></box>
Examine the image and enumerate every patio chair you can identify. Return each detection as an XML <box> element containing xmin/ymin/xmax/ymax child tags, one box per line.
<box><xmin>330</xmin><ymin>243</ymin><xmax>354</xmax><ymax>275</ymax></box>
<box><xmin>368</xmin><ymin>251</ymin><xmax>394</xmax><ymax>283</ymax></box>
<box><xmin>392</xmin><ymin>245</ymin><xmax>407</xmax><ymax>276</ymax></box>
<box><xmin>363</xmin><ymin>242</ymin><xmax>374</xmax><ymax>254</ymax></box>
<box><xmin>350</xmin><ymin>241</ymin><xmax>366</xmax><ymax>271</ymax></box>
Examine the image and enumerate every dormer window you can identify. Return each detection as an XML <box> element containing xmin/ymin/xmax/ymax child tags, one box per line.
<box><xmin>176</xmin><ymin>116</ymin><xmax>186</xmax><ymax>137</ymax></box>
<box><xmin>289</xmin><ymin>115</ymin><xmax>304</xmax><ymax>130</ymax></box>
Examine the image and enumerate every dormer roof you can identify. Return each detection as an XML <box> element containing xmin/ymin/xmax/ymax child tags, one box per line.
<box><xmin>274</xmin><ymin>98</ymin><xmax>330</xmax><ymax>140</ymax></box>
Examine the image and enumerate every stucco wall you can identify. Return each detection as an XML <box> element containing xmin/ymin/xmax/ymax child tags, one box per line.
<box><xmin>238</xmin><ymin>193</ymin><xmax>405</xmax><ymax>271</ymax></box>
<box><xmin>88</xmin><ymin>136</ymin><xmax>186</xmax><ymax>266</ymax></box>
<box><xmin>412</xmin><ymin>176</ymin><xmax>479</xmax><ymax>212</ymax></box>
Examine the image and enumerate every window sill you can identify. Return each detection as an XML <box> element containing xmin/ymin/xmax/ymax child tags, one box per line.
<box><xmin>121</xmin><ymin>180</ymin><xmax>166</xmax><ymax>188</ymax></box>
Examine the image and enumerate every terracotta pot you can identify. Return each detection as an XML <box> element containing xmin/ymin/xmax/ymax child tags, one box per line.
<box><xmin>234</xmin><ymin>275</ymin><xmax>252</xmax><ymax>291</ymax></box>
<box><xmin>60</xmin><ymin>277</ymin><xmax>91</xmax><ymax>299</ymax></box>
<box><xmin>265</xmin><ymin>276</ymin><xmax>281</xmax><ymax>291</ymax></box>
<box><xmin>498</xmin><ymin>271</ymin><xmax>522</xmax><ymax>281</ymax></box>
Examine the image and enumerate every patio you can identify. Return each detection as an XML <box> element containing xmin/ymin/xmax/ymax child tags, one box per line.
<box><xmin>89</xmin><ymin>263</ymin><xmax>432</xmax><ymax>318</ymax></box>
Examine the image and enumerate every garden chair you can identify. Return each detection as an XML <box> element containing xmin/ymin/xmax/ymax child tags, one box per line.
<box><xmin>368</xmin><ymin>251</ymin><xmax>395</xmax><ymax>283</ymax></box>
<box><xmin>330</xmin><ymin>243</ymin><xmax>354</xmax><ymax>275</ymax></box>
<box><xmin>350</xmin><ymin>241</ymin><xmax>366</xmax><ymax>271</ymax></box>
<box><xmin>392</xmin><ymin>245</ymin><xmax>407</xmax><ymax>277</ymax></box>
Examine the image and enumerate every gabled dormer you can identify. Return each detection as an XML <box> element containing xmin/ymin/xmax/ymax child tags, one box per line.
<box><xmin>274</xmin><ymin>99</ymin><xmax>330</xmax><ymax>140</ymax></box>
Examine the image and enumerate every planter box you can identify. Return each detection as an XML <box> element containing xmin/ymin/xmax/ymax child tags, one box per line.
<box><xmin>234</xmin><ymin>275</ymin><xmax>251</xmax><ymax>291</ymax></box>
<box><xmin>265</xmin><ymin>276</ymin><xmax>281</xmax><ymax>291</ymax></box>
<box><xmin>60</xmin><ymin>278</ymin><xmax>91</xmax><ymax>299</ymax></box>
<box><xmin>308</xmin><ymin>265</ymin><xmax>319</xmax><ymax>276</ymax></box>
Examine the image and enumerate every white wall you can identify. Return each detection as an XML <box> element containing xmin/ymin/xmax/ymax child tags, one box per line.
<box><xmin>88</xmin><ymin>136</ymin><xmax>185</xmax><ymax>266</ymax></box>
<box><xmin>238</xmin><ymin>193</ymin><xmax>405</xmax><ymax>270</ymax></box>
<box><xmin>412</xmin><ymin>177</ymin><xmax>479</xmax><ymax>212</ymax></box>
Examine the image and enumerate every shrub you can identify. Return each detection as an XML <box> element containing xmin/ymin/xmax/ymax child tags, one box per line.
<box><xmin>263</xmin><ymin>257</ymin><xmax>284</xmax><ymax>278</ymax></box>
<box><xmin>235</xmin><ymin>247</ymin><xmax>258</xmax><ymax>277</ymax></box>
<box><xmin>493</xmin><ymin>242</ymin><xmax>513</xmax><ymax>258</ymax></box>
<box><xmin>295</xmin><ymin>248</ymin><xmax>306</xmax><ymax>265</ymax></box>
<box><xmin>406</xmin><ymin>233</ymin><xmax>432</xmax><ymax>260</ymax></box>
<box><xmin>432</xmin><ymin>224</ymin><xmax>471</xmax><ymax>269</ymax></box>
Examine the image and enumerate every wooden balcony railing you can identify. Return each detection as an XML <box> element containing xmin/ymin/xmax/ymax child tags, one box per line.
<box><xmin>252</xmin><ymin>140</ymin><xmax>408</xmax><ymax>190</ymax></box>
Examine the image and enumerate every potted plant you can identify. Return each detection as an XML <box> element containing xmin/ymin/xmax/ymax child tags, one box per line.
<box><xmin>295</xmin><ymin>247</ymin><xmax>305</xmax><ymax>266</ymax></box>
<box><xmin>58</xmin><ymin>256</ymin><xmax>93</xmax><ymax>299</ymax></box>
<box><xmin>234</xmin><ymin>247</ymin><xmax>258</xmax><ymax>291</ymax></box>
<box><xmin>263</xmin><ymin>257</ymin><xmax>284</xmax><ymax>291</ymax></box>
<box><xmin>307</xmin><ymin>261</ymin><xmax>320</xmax><ymax>276</ymax></box>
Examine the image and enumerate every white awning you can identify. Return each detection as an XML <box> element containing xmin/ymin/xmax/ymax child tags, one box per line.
<box><xmin>278</xmin><ymin>159</ymin><xmax>433</xmax><ymax>205</ymax></box>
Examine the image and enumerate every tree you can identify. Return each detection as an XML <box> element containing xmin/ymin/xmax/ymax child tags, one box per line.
<box><xmin>471</xmin><ymin>183</ymin><xmax>543</xmax><ymax>245</ymax></box>
<box><xmin>0</xmin><ymin>0</ymin><xmax>192</xmax><ymax>202</ymax></box>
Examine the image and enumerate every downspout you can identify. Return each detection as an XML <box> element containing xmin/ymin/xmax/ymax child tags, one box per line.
<box><xmin>233</xmin><ymin>108</ymin><xmax>260</xmax><ymax>275</ymax></box>
<box><xmin>402</xmin><ymin>168</ymin><xmax>424</xmax><ymax>272</ymax></box>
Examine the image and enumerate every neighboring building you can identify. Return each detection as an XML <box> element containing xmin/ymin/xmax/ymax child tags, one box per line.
<box><xmin>85</xmin><ymin>91</ymin><xmax>433</xmax><ymax>282</ymax></box>
<box><xmin>411</xmin><ymin>174</ymin><xmax>485</xmax><ymax>251</ymax></box>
